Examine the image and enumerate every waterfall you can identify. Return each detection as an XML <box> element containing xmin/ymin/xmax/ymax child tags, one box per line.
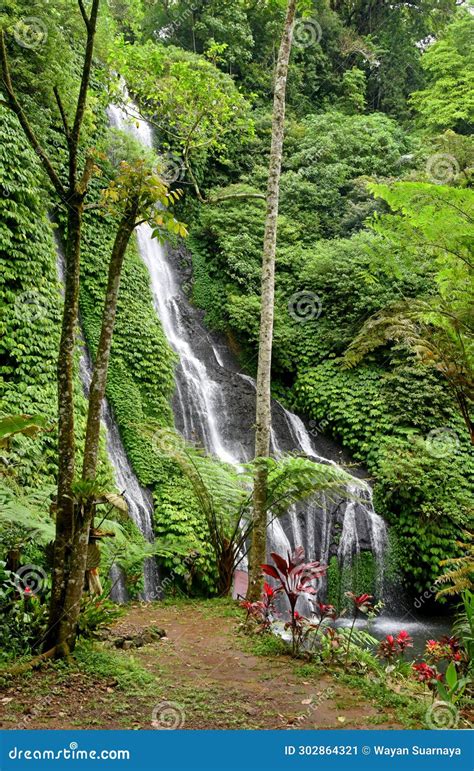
<box><xmin>55</xmin><ymin>237</ymin><xmax>160</xmax><ymax>602</ymax></box>
<box><xmin>107</xmin><ymin>97</ymin><xmax>389</xmax><ymax>603</ymax></box>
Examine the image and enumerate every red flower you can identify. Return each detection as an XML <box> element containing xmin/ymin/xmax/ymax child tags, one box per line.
<box><xmin>23</xmin><ymin>586</ymin><xmax>32</xmax><ymax>595</ymax></box>
<box><xmin>345</xmin><ymin>592</ymin><xmax>373</xmax><ymax>613</ymax></box>
<box><xmin>377</xmin><ymin>634</ymin><xmax>398</xmax><ymax>661</ymax></box>
<box><xmin>317</xmin><ymin>602</ymin><xmax>336</xmax><ymax>618</ymax></box>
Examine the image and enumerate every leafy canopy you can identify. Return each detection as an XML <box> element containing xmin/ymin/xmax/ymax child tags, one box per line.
<box><xmin>410</xmin><ymin>10</ymin><xmax>474</xmax><ymax>133</ymax></box>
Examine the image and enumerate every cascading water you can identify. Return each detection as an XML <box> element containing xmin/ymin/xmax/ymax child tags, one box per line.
<box><xmin>55</xmin><ymin>238</ymin><xmax>160</xmax><ymax>602</ymax></box>
<box><xmin>78</xmin><ymin>350</ymin><xmax>160</xmax><ymax>601</ymax></box>
<box><xmin>107</xmin><ymin>98</ymin><xmax>389</xmax><ymax>607</ymax></box>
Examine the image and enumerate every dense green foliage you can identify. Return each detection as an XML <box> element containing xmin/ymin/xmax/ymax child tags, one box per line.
<box><xmin>169</xmin><ymin>4</ymin><xmax>473</xmax><ymax>594</ymax></box>
<box><xmin>0</xmin><ymin>5</ymin><xmax>219</xmax><ymax>594</ymax></box>
<box><xmin>1</xmin><ymin>0</ymin><xmax>472</xmax><ymax>605</ymax></box>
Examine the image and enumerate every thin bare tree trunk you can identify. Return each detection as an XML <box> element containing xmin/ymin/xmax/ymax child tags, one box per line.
<box><xmin>247</xmin><ymin>0</ymin><xmax>297</xmax><ymax>601</ymax></box>
<box><xmin>82</xmin><ymin>212</ymin><xmax>137</xmax><ymax>480</ymax></box>
<box><xmin>46</xmin><ymin>202</ymin><xmax>83</xmax><ymax>648</ymax></box>
<box><xmin>45</xmin><ymin>0</ymin><xmax>101</xmax><ymax>654</ymax></box>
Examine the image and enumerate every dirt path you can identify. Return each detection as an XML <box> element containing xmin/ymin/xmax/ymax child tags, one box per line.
<box><xmin>0</xmin><ymin>601</ymin><xmax>415</xmax><ymax>730</ymax></box>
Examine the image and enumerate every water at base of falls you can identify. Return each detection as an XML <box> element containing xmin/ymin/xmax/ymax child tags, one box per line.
<box><xmin>107</xmin><ymin>96</ymin><xmax>389</xmax><ymax>609</ymax></box>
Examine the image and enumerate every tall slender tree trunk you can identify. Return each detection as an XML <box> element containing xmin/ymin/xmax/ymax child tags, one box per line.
<box><xmin>53</xmin><ymin>210</ymin><xmax>138</xmax><ymax>651</ymax></box>
<box><xmin>247</xmin><ymin>0</ymin><xmax>297</xmax><ymax>601</ymax></box>
<box><xmin>82</xmin><ymin>211</ymin><xmax>137</xmax><ymax>480</ymax></box>
<box><xmin>45</xmin><ymin>199</ymin><xmax>84</xmax><ymax>652</ymax></box>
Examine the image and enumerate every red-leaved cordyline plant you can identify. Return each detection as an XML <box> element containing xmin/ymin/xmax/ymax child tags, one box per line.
<box><xmin>240</xmin><ymin>582</ymin><xmax>276</xmax><ymax>633</ymax></box>
<box><xmin>377</xmin><ymin>631</ymin><xmax>413</xmax><ymax>663</ymax></box>
<box><xmin>412</xmin><ymin>662</ymin><xmax>443</xmax><ymax>690</ymax></box>
<box><xmin>396</xmin><ymin>630</ymin><xmax>413</xmax><ymax>654</ymax></box>
<box><xmin>344</xmin><ymin>592</ymin><xmax>374</xmax><ymax>670</ymax></box>
<box><xmin>377</xmin><ymin>634</ymin><xmax>398</xmax><ymax>662</ymax></box>
<box><xmin>261</xmin><ymin>547</ymin><xmax>326</xmax><ymax>655</ymax></box>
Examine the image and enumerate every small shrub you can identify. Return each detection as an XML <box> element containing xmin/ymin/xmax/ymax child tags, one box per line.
<box><xmin>77</xmin><ymin>595</ymin><xmax>125</xmax><ymax>639</ymax></box>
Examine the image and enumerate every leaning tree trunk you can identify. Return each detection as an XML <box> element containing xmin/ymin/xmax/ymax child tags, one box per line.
<box><xmin>54</xmin><ymin>209</ymin><xmax>138</xmax><ymax>652</ymax></box>
<box><xmin>82</xmin><ymin>210</ymin><xmax>137</xmax><ymax>480</ymax></box>
<box><xmin>247</xmin><ymin>0</ymin><xmax>297</xmax><ymax>601</ymax></box>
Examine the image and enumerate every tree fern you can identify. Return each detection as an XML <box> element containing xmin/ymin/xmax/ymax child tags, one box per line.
<box><xmin>142</xmin><ymin>421</ymin><xmax>361</xmax><ymax>594</ymax></box>
<box><xmin>436</xmin><ymin>531</ymin><xmax>474</xmax><ymax>597</ymax></box>
<box><xmin>343</xmin><ymin>298</ymin><xmax>473</xmax><ymax>441</ymax></box>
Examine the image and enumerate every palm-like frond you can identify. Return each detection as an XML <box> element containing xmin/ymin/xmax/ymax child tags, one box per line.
<box><xmin>263</xmin><ymin>454</ymin><xmax>360</xmax><ymax>518</ymax></box>
<box><xmin>141</xmin><ymin>421</ymin><xmax>359</xmax><ymax>588</ymax></box>
<box><xmin>0</xmin><ymin>481</ymin><xmax>55</xmax><ymax>543</ymax></box>
<box><xmin>436</xmin><ymin>531</ymin><xmax>474</xmax><ymax>598</ymax></box>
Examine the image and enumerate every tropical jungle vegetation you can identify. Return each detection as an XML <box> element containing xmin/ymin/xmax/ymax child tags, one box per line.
<box><xmin>0</xmin><ymin>0</ymin><xmax>472</xmax><ymax>733</ymax></box>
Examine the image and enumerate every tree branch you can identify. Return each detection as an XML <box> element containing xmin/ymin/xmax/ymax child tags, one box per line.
<box><xmin>209</xmin><ymin>191</ymin><xmax>265</xmax><ymax>204</ymax></box>
<box><xmin>0</xmin><ymin>31</ymin><xmax>66</xmax><ymax>201</ymax></box>
<box><xmin>70</xmin><ymin>0</ymin><xmax>100</xmax><ymax>184</ymax></box>
<box><xmin>78</xmin><ymin>0</ymin><xmax>91</xmax><ymax>30</ymax></box>
<box><xmin>184</xmin><ymin>153</ymin><xmax>264</xmax><ymax>205</ymax></box>
<box><xmin>53</xmin><ymin>86</ymin><xmax>71</xmax><ymax>141</ymax></box>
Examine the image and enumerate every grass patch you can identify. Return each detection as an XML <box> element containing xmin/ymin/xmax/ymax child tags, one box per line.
<box><xmin>71</xmin><ymin>640</ymin><xmax>155</xmax><ymax>692</ymax></box>
<box><xmin>161</xmin><ymin>596</ymin><xmax>241</xmax><ymax>618</ymax></box>
<box><xmin>248</xmin><ymin>633</ymin><xmax>291</xmax><ymax>657</ymax></box>
<box><xmin>334</xmin><ymin>671</ymin><xmax>426</xmax><ymax>728</ymax></box>
<box><xmin>292</xmin><ymin>662</ymin><xmax>323</xmax><ymax>679</ymax></box>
